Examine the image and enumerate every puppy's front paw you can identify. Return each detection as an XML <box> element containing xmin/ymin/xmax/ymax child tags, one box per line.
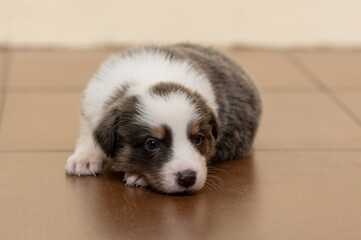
<box><xmin>65</xmin><ymin>152</ymin><xmax>103</xmax><ymax>176</ymax></box>
<box><xmin>123</xmin><ymin>172</ymin><xmax>148</xmax><ymax>187</ymax></box>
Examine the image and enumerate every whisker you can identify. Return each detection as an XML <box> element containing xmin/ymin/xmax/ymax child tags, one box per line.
<box><xmin>202</xmin><ymin>184</ymin><xmax>211</xmax><ymax>193</ymax></box>
<box><xmin>204</xmin><ymin>178</ymin><xmax>222</xmax><ymax>191</ymax></box>
<box><xmin>204</xmin><ymin>183</ymin><xmax>220</xmax><ymax>192</ymax></box>
<box><xmin>207</xmin><ymin>174</ymin><xmax>224</xmax><ymax>184</ymax></box>
<box><xmin>207</xmin><ymin>166</ymin><xmax>228</xmax><ymax>174</ymax></box>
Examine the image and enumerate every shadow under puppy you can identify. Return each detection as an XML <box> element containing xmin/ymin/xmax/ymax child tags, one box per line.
<box><xmin>66</xmin><ymin>44</ymin><xmax>262</xmax><ymax>194</ymax></box>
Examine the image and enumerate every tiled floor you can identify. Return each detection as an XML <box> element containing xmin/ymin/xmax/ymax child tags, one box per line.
<box><xmin>0</xmin><ymin>48</ymin><xmax>360</xmax><ymax>240</ymax></box>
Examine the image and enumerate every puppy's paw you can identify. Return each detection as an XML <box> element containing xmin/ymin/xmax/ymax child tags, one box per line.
<box><xmin>65</xmin><ymin>152</ymin><xmax>103</xmax><ymax>176</ymax></box>
<box><xmin>123</xmin><ymin>172</ymin><xmax>148</xmax><ymax>187</ymax></box>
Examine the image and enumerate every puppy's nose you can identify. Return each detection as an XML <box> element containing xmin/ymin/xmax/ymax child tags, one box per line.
<box><xmin>177</xmin><ymin>170</ymin><xmax>196</xmax><ymax>188</ymax></box>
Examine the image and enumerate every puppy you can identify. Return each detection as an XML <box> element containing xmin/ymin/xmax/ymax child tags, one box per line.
<box><xmin>66</xmin><ymin>44</ymin><xmax>261</xmax><ymax>194</ymax></box>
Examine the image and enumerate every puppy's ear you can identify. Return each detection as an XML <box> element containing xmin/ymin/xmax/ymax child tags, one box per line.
<box><xmin>209</xmin><ymin>111</ymin><xmax>219</xmax><ymax>140</ymax></box>
<box><xmin>93</xmin><ymin>109</ymin><xmax>122</xmax><ymax>157</ymax></box>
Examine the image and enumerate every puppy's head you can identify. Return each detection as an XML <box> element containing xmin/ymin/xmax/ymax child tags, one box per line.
<box><xmin>94</xmin><ymin>82</ymin><xmax>218</xmax><ymax>194</ymax></box>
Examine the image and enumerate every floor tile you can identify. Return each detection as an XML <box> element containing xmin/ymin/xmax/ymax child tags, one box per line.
<box><xmin>1</xmin><ymin>151</ymin><xmax>360</xmax><ymax>240</ymax></box>
<box><xmin>221</xmin><ymin>50</ymin><xmax>318</xmax><ymax>91</ymax></box>
<box><xmin>293</xmin><ymin>50</ymin><xmax>361</xmax><ymax>90</ymax></box>
<box><xmin>0</xmin><ymin>51</ymin><xmax>4</xmax><ymax>87</ymax></box>
<box><xmin>254</xmin><ymin>92</ymin><xmax>361</xmax><ymax>150</ymax></box>
<box><xmin>336</xmin><ymin>92</ymin><xmax>361</xmax><ymax>120</ymax></box>
<box><xmin>1</xmin><ymin>90</ymin><xmax>360</xmax><ymax>152</ymax></box>
<box><xmin>7</xmin><ymin>50</ymin><xmax>115</xmax><ymax>89</ymax></box>
<box><xmin>0</xmin><ymin>92</ymin><xmax>81</xmax><ymax>151</ymax></box>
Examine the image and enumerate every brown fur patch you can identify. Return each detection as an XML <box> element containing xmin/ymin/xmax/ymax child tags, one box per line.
<box><xmin>188</xmin><ymin>117</ymin><xmax>216</xmax><ymax>162</ymax></box>
<box><xmin>111</xmin><ymin>144</ymin><xmax>132</xmax><ymax>172</ymax></box>
<box><xmin>187</xmin><ymin>120</ymin><xmax>199</xmax><ymax>137</ymax></box>
<box><xmin>150</xmin><ymin>125</ymin><xmax>166</xmax><ymax>140</ymax></box>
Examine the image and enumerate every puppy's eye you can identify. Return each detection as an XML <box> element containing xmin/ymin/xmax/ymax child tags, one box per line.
<box><xmin>146</xmin><ymin>139</ymin><xmax>159</xmax><ymax>150</ymax></box>
<box><xmin>194</xmin><ymin>134</ymin><xmax>203</xmax><ymax>145</ymax></box>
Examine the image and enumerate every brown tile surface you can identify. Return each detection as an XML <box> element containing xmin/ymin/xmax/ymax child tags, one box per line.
<box><xmin>2</xmin><ymin>91</ymin><xmax>359</xmax><ymax>152</ymax></box>
<box><xmin>1</xmin><ymin>49</ymin><xmax>361</xmax><ymax>240</ymax></box>
<box><xmin>254</xmin><ymin>92</ymin><xmax>361</xmax><ymax>150</ymax></box>
<box><xmin>336</xmin><ymin>92</ymin><xmax>361</xmax><ymax>120</ymax></box>
<box><xmin>7</xmin><ymin>50</ymin><xmax>114</xmax><ymax>89</ymax></box>
<box><xmin>1</xmin><ymin>151</ymin><xmax>361</xmax><ymax>240</ymax></box>
<box><xmin>0</xmin><ymin>51</ymin><xmax>4</xmax><ymax>87</ymax></box>
<box><xmin>293</xmin><ymin>50</ymin><xmax>361</xmax><ymax>90</ymax></box>
<box><xmin>222</xmin><ymin>50</ymin><xmax>318</xmax><ymax>91</ymax></box>
<box><xmin>0</xmin><ymin>92</ymin><xmax>81</xmax><ymax>151</ymax></box>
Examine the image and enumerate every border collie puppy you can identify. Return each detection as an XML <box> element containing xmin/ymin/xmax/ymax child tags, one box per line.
<box><xmin>66</xmin><ymin>44</ymin><xmax>261</xmax><ymax>194</ymax></box>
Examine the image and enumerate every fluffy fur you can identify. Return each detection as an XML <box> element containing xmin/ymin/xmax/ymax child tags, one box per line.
<box><xmin>66</xmin><ymin>43</ymin><xmax>262</xmax><ymax>194</ymax></box>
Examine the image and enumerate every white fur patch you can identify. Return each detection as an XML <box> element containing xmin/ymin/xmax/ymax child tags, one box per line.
<box><xmin>123</xmin><ymin>172</ymin><xmax>148</xmax><ymax>187</ymax></box>
<box><xmin>81</xmin><ymin>48</ymin><xmax>218</xmax><ymax>127</ymax></box>
<box><xmin>137</xmin><ymin>91</ymin><xmax>200</xmax><ymax>128</ymax></box>
<box><xmin>161</xmin><ymin>145</ymin><xmax>207</xmax><ymax>193</ymax></box>
<box><xmin>65</xmin><ymin>116</ymin><xmax>105</xmax><ymax>176</ymax></box>
<box><xmin>136</xmin><ymin>91</ymin><xmax>207</xmax><ymax>193</ymax></box>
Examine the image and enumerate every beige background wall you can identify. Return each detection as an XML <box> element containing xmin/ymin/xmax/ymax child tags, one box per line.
<box><xmin>1</xmin><ymin>0</ymin><xmax>361</xmax><ymax>48</ymax></box>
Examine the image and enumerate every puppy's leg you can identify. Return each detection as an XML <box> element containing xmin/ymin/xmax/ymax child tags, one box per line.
<box><xmin>66</xmin><ymin>116</ymin><xmax>105</xmax><ymax>176</ymax></box>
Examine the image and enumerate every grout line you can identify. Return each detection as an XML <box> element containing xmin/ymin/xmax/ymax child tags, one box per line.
<box><xmin>0</xmin><ymin>46</ymin><xmax>130</xmax><ymax>52</ymax></box>
<box><xmin>286</xmin><ymin>53</ymin><xmax>361</xmax><ymax>128</ymax></box>
<box><xmin>0</xmin><ymin>149</ymin><xmax>74</xmax><ymax>153</ymax></box>
<box><xmin>5</xmin><ymin>87</ymin><xmax>321</xmax><ymax>95</ymax></box>
<box><xmin>0</xmin><ymin>50</ymin><xmax>11</xmax><ymax>134</ymax></box>
<box><xmin>327</xmin><ymin>87</ymin><xmax>361</xmax><ymax>93</ymax></box>
<box><xmin>259</xmin><ymin>88</ymin><xmax>320</xmax><ymax>94</ymax></box>
<box><xmin>5</xmin><ymin>87</ymin><xmax>84</xmax><ymax>94</ymax></box>
<box><xmin>254</xmin><ymin>148</ymin><xmax>361</xmax><ymax>152</ymax></box>
<box><xmin>1</xmin><ymin>149</ymin><xmax>360</xmax><ymax>153</ymax></box>
<box><xmin>285</xmin><ymin>53</ymin><xmax>328</xmax><ymax>91</ymax></box>
<box><xmin>2</xmin><ymin>86</ymin><xmax>327</xmax><ymax>95</ymax></box>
